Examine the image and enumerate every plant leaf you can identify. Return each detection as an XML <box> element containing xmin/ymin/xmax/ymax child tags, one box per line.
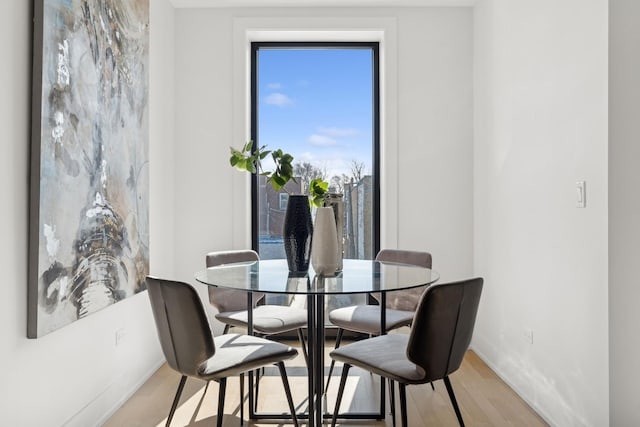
<box><xmin>308</xmin><ymin>178</ymin><xmax>329</xmax><ymax>207</ymax></box>
<box><xmin>259</xmin><ymin>150</ymin><xmax>271</xmax><ymax>160</ymax></box>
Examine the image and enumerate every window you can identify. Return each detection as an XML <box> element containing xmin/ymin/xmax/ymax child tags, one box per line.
<box><xmin>279</xmin><ymin>193</ymin><xmax>289</xmax><ymax>211</ymax></box>
<box><xmin>251</xmin><ymin>42</ymin><xmax>380</xmax><ymax>263</ymax></box>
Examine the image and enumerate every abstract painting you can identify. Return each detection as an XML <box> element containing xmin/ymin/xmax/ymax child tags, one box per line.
<box><xmin>28</xmin><ymin>0</ymin><xmax>150</xmax><ymax>338</ymax></box>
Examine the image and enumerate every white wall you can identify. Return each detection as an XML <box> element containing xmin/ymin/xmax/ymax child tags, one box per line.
<box><xmin>0</xmin><ymin>0</ymin><xmax>175</xmax><ymax>425</ymax></box>
<box><xmin>473</xmin><ymin>0</ymin><xmax>608</xmax><ymax>426</ymax></box>
<box><xmin>609</xmin><ymin>1</ymin><xmax>640</xmax><ymax>425</ymax></box>
<box><xmin>172</xmin><ymin>7</ymin><xmax>474</xmax><ymax>318</ymax></box>
<box><xmin>395</xmin><ymin>9</ymin><xmax>474</xmax><ymax>283</ymax></box>
<box><xmin>150</xmin><ymin>0</ymin><xmax>178</xmax><ymax>281</ymax></box>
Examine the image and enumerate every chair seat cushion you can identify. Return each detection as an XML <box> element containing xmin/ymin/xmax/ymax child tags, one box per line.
<box><xmin>215</xmin><ymin>305</ymin><xmax>308</xmax><ymax>334</ymax></box>
<box><xmin>328</xmin><ymin>305</ymin><xmax>414</xmax><ymax>334</ymax></box>
<box><xmin>330</xmin><ymin>334</ymin><xmax>426</xmax><ymax>384</ymax></box>
<box><xmin>199</xmin><ymin>333</ymin><xmax>298</xmax><ymax>379</ymax></box>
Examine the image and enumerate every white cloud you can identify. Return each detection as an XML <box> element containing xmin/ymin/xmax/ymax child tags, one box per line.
<box><xmin>318</xmin><ymin>127</ymin><xmax>360</xmax><ymax>138</ymax></box>
<box><xmin>297</xmin><ymin>152</ymin><xmax>315</xmax><ymax>161</ymax></box>
<box><xmin>264</xmin><ymin>92</ymin><xmax>293</xmax><ymax>107</ymax></box>
<box><xmin>308</xmin><ymin>134</ymin><xmax>338</xmax><ymax>147</ymax></box>
<box><xmin>295</xmin><ymin>151</ymin><xmax>367</xmax><ymax>178</ymax></box>
<box><xmin>267</xmin><ymin>82</ymin><xmax>282</xmax><ymax>90</ymax></box>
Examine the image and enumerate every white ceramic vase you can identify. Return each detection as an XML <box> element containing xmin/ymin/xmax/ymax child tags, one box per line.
<box><xmin>311</xmin><ymin>207</ymin><xmax>340</xmax><ymax>276</ymax></box>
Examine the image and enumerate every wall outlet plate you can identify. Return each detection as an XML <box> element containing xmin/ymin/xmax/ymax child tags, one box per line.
<box><xmin>576</xmin><ymin>181</ymin><xmax>586</xmax><ymax>208</ymax></box>
<box><xmin>115</xmin><ymin>328</ymin><xmax>126</xmax><ymax>346</ymax></box>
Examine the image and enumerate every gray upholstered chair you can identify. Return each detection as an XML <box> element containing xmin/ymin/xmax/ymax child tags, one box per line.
<box><xmin>330</xmin><ymin>277</ymin><xmax>483</xmax><ymax>427</ymax></box>
<box><xmin>146</xmin><ymin>276</ymin><xmax>299</xmax><ymax>427</ymax></box>
<box><xmin>325</xmin><ymin>249</ymin><xmax>432</xmax><ymax>390</ymax></box>
<box><xmin>206</xmin><ymin>250</ymin><xmax>308</xmax><ymax>365</ymax></box>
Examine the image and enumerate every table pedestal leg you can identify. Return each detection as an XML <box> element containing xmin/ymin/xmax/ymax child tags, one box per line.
<box><xmin>306</xmin><ymin>289</ymin><xmax>325</xmax><ymax>427</ymax></box>
<box><xmin>315</xmin><ymin>292</ymin><xmax>325</xmax><ymax>426</ymax></box>
<box><xmin>307</xmin><ymin>292</ymin><xmax>315</xmax><ymax>425</ymax></box>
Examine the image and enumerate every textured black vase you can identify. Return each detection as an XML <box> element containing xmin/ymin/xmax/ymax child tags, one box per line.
<box><xmin>283</xmin><ymin>195</ymin><xmax>313</xmax><ymax>276</ymax></box>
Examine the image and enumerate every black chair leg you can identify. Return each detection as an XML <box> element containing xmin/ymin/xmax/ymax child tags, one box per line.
<box><xmin>430</xmin><ymin>382</ymin><xmax>435</xmax><ymax>390</ymax></box>
<box><xmin>222</xmin><ymin>324</ymin><xmax>230</xmax><ymax>334</ymax></box>
<box><xmin>398</xmin><ymin>383</ymin><xmax>408</xmax><ymax>427</ymax></box>
<box><xmin>297</xmin><ymin>328</ymin><xmax>309</xmax><ymax>368</ymax></box>
<box><xmin>389</xmin><ymin>379</ymin><xmax>396</xmax><ymax>427</ymax></box>
<box><xmin>331</xmin><ymin>363</ymin><xmax>351</xmax><ymax>427</ymax></box>
<box><xmin>325</xmin><ymin>328</ymin><xmax>344</xmax><ymax>392</ymax></box>
<box><xmin>239</xmin><ymin>373</ymin><xmax>244</xmax><ymax>425</ymax></box>
<box><xmin>277</xmin><ymin>362</ymin><xmax>299</xmax><ymax>427</ymax></box>
<box><xmin>254</xmin><ymin>368</ymin><xmax>261</xmax><ymax>411</ymax></box>
<box><xmin>166</xmin><ymin>375</ymin><xmax>187</xmax><ymax>427</ymax></box>
<box><xmin>216</xmin><ymin>378</ymin><xmax>227</xmax><ymax>427</ymax></box>
<box><xmin>443</xmin><ymin>376</ymin><xmax>465</xmax><ymax>427</ymax></box>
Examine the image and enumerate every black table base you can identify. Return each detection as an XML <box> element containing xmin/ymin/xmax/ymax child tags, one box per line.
<box><xmin>247</xmin><ymin>277</ymin><xmax>387</xmax><ymax>427</ymax></box>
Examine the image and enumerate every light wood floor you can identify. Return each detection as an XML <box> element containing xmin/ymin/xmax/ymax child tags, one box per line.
<box><xmin>104</xmin><ymin>340</ymin><xmax>548</xmax><ymax>427</ymax></box>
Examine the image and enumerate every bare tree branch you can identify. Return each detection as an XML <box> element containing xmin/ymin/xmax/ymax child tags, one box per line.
<box><xmin>293</xmin><ymin>162</ymin><xmax>326</xmax><ymax>193</ymax></box>
<box><xmin>349</xmin><ymin>160</ymin><xmax>366</xmax><ymax>182</ymax></box>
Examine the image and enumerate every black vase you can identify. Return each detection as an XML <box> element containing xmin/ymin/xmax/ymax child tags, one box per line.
<box><xmin>283</xmin><ymin>195</ymin><xmax>313</xmax><ymax>276</ymax></box>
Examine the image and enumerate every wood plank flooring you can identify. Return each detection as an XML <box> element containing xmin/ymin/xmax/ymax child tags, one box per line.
<box><xmin>104</xmin><ymin>339</ymin><xmax>548</xmax><ymax>427</ymax></box>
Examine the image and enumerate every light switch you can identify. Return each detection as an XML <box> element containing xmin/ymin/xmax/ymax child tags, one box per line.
<box><xmin>576</xmin><ymin>181</ymin><xmax>586</xmax><ymax>208</ymax></box>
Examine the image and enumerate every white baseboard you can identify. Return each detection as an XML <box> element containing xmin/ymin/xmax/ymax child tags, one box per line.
<box><xmin>469</xmin><ymin>345</ymin><xmax>556</xmax><ymax>427</ymax></box>
<box><xmin>63</xmin><ymin>357</ymin><xmax>166</xmax><ymax>427</ymax></box>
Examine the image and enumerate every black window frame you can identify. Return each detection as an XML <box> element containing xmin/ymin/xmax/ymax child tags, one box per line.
<box><xmin>250</xmin><ymin>41</ymin><xmax>380</xmax><ymax>259</ymax></box>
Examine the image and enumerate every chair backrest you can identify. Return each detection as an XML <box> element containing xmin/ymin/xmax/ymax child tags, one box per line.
<box><xmin>376</xmin><ymin>249</ymin><xmax>432</xmax><ymax>268</ymax></box>
<box><xmin>374</xmin><ymin>249</ymin><xmax>433</xmax><ymax>311</ymax></box>
<box><xmin>146</xmin><ymin>276</ymin><xmax>216</xmax><ymax>377</ymax></box>
<box><xmin>206</xmin><ymin>250</ymin><xmax>263</xmax><ymax>312</ymax></box>
<box><xmin>407</xmin><ymin>277</ymin><xmax>483</xmax><ymax>382</ymax></box>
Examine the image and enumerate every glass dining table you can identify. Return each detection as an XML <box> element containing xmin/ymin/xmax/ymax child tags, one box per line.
<box><xmin>195</xmin><ymin>258</ymin><xmax>439</xmax><ymax>426</ymax></box>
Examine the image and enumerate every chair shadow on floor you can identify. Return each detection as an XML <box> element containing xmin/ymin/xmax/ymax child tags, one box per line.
<box><xmin>158</xmin><ymin>372</ymin><xmax>309</xmax><ymax>427</ymax></box>
<box><xmin>158</xmin><ymin>379</ymin><xmax>243</xmax><ymax>427</ymax></box>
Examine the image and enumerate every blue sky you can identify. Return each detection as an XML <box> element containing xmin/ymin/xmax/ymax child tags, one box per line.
<box><xmin>257</xmin><ymin>48</ymin><xmax>373</xmax><ymax>179</ymax></box>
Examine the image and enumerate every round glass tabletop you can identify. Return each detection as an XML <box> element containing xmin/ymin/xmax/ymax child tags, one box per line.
<box><xmin>195</xmin><ymin>258</ymin><xmax>439</xmax><ymax>295</ymax></box>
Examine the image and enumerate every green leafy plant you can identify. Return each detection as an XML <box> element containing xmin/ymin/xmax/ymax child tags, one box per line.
<box><xmin>230</xmin><ymin>141</ymin><xmax>329</xmax><ymax>208</ymax></box>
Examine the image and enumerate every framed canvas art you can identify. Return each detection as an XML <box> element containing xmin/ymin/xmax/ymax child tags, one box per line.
<box><xmin>28</xmin><ymin>0</ymin><xmax>150</xmax><ymax>338</ymax></box>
